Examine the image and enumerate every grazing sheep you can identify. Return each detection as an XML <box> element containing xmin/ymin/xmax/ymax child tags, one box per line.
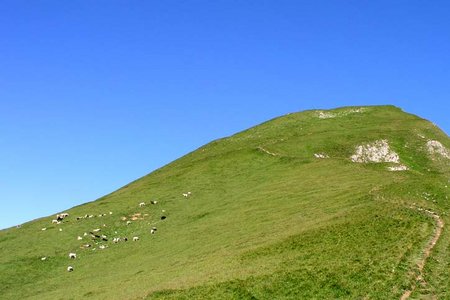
<box><xmin>69</xmin><ymin>253</ymin><xmax>77</xmax><ymax>259</ymax></box>
<box><xmin>91</xmin><ymin>233</ymin><xmax>101</xmax><ymax>239</ymax></box>
<box><xmin>41</xmin><ymin>257</ymin><xmax>47</xmax><ymax>261</ymax></box>
<box><xmin>139</xmin><ymin>202</ymin><xmax>146</xmax><ymax>207</ymax></box>
<box><xmin>77</xmin><ymin>236</ymin><xmax>83</xmax><ymax>240</ymax></box>
<box><xmin>124</xmin><ymin>237</ymin><xmax>128</xmax><ymax>242</ymax></box>
<box><xmin>182</xmin><ymin>193</ymin><xmax>188</xmax><ymax>198</ymax></box>
<box><xmin>99</xmin><ymin>245</ymin><xmax>106</xmax><ymax>249</ymax></box>
<box><xmin>109</xmin><ymin>211</ymin><xmax>113</xmax><ymax>215</ymax></box>
<box><xmin>133</xmin><ymin>236</ymin><xmax>139</xmax><ymax>241</ymax></box>
<box><xmin>150</xmin><ymin>200</ymin><xmax>158</xmax><ymax>205</ymax></box>
<box><xmin>126</xmin><ymin>221</ymin><xmax>132</xmax><ymax>225</ymax></box>
<box><xmin>83</xmin><ymin>232</ymin><xmax>88</xmax><ymax>236</ymax></box>
<box><xmin>52</xmin><ymin>219</ymin><xmax>59</xmax><ymax>224</ymax></box>
<box><xmin>59</xmin><ymin>228</ymin><xmax>63</xmax><ymax>232</ymax></box>
<box><xmin>160</xmin><ymin>216</ymin><xmax>166</xmax><ymax>220</ymax></box>
<box><xmin>56</xmin><ymin>213</ymin><xmax>69</xmax><ymax>221</ymax></box>
<box><xmin>150</xmin><ymin>227</ymin><xmax>157</xmax><ymax>234</ymax></box>
<box><xmin>83</xmin><ymin>244</ymin><xmax>92</xmax><ymax>248</ymax></box>
<box><xmin>113</xmin><ymin>237</ymin><xmax>120</xmax><ymax>243</ymax></box>
<box><xmin>67</xmin><ymin>266</ymin><xmax>74</xmax><ymax>272</ymax></box>
<box><xmin>41</xmin><ymin>227</ymin><xmax>47</xmax><ymax>231</ymax></box>
<box><xmin>92</xmin><ymin>228</ymin><xmax>101</xmax><ymax>232</ymax></box>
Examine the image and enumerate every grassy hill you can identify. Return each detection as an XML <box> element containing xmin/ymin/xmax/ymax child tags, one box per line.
<box><xmin>1</xmin><ymin>105</ymin><xmax>449</xmax><ymax>299</ymax></box>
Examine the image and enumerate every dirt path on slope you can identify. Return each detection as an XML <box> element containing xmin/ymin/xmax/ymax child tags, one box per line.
<box><xmin>400</xmin><ymin>207</ymin><xmax>444</xmax><ymax>300</ymax></box>
<box><xmin>257</xmin><ymin>146</ymin><xmax>279</xmax><ymax>157</ymax></box>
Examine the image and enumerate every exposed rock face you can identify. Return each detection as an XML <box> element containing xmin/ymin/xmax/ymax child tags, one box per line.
<box><xmin>351</xmin><ymin>140</ymin><xmax>400</xmax><ymax>163</ymax></box>
<box><xmin>317</xmin><ymin>107</ymin><xmax>366</xmax><ymax>119</ymax></box>
<box><xmin>317</xmin><ymin>111</ymin><xmax>335</xmax><ymax>119</ymax></box>
<box><xmin>427</xmin><ymin>140</ymin><xmax>450</xmax><ymax>159</ymax></box>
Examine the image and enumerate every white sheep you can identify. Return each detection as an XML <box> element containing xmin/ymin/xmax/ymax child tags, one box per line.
<box><xmin>52</xmin><ymin>219</ymin><xmax>59</xmax><ymax>224</ymax></box>
<box><xmin>150</xmin><ymin>200</ymin><xmax>158</xmax><ymax>205</ymax></box>
<box><xmin>133</xmin><ymin>236</ymin><xmax>139</xmax><ymax>241</ymax></box>
<box><xmin>139</xmin><ymin>202</ymin><xmax>146</xmax><ymax>207</ymax></box>
<box><xmin>126</xmin><ymin>221</ymin><xmax>132</xmax><ymax>225</ymax></box>
<box><xmin>113</xmin><ymin>237</ymin><xmax>120</xmax><ymax>243</ymax></box>
<box><xmin>69</xmin><ymin>253</ymin><xmax>76</xmax><ymax>259</ymax></box>
<box><xmin>41</xmin><ymin>257</ymin><xmax>47</xmax><ymax>261</ymax></box>
<box><xmin>77</xmin><ymin>236</ymin><xmax>83</xmax><ymax>240</ymax></box>
<box><xmin>67</xmin><ymin>266</ymin><xmax>74</xmax><ymax>272</ymax></box>
<box><xmin>56</xmin><ymin>213</ymin><xmax>69</xmax><ymax>221</ymax></box>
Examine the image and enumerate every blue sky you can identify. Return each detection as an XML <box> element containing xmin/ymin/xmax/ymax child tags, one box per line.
<box><xmin>1</xmin><ymin>1</ymin><xmax>449</xmax><ymax>229</ymax></box>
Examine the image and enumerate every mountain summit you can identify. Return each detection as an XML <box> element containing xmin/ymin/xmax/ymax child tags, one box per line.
<box><xmin>1</xmin><ymin>105</ymin><xmax>449</xmax><ymax>299</ymax></box>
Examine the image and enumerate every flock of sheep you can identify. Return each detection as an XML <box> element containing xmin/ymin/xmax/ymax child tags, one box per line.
<box><xmin>40</xmin><ymin>191</ymin><xmax>192</xmax><ymax>272</ymax></box>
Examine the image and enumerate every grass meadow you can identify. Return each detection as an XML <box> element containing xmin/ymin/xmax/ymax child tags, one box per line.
<box><xmin>1</xmin><ymin>105</ymin><xmax>449</xmax><ymax>299</ymax></box>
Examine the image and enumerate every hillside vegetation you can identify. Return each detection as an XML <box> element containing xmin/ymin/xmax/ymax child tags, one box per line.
<box><xmin>1</xmin><ymin>105</ymin><xmax>449</xmax><ymax>299</ymax></box>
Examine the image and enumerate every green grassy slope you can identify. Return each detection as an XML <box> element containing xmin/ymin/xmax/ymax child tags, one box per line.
<box><xmin>0</xmin><ymin>105</ymin><xmax>449</xmax><ymax>299</ymax></box>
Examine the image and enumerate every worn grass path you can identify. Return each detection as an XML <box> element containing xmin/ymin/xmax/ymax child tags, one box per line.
<box><xmin>400</xmin><ymin>206</ymin><xmax>444</xmax><ymax>300</ymax></box>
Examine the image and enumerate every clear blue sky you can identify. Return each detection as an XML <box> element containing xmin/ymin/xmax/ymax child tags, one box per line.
<box><xmin>1</xmin><ymin>1</ymin><xmax>449</xmax><ymax>229</ymax></box>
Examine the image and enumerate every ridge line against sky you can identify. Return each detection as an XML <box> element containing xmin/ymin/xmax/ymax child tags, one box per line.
<box><xmin>1</xmin><ymin>1</ymin><xmax>449</xmax><ymax>229</ymax></box>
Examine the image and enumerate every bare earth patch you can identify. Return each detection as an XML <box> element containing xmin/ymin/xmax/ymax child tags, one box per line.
<box><xmin>314</xmin><ymin>153</ymin><xmax>329</xmax><ymax>159</ymax></box>
<box><xmin>388</xmin><ymin>165</ymin><xmax>409</xmax><ymax>171</ymax></box>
